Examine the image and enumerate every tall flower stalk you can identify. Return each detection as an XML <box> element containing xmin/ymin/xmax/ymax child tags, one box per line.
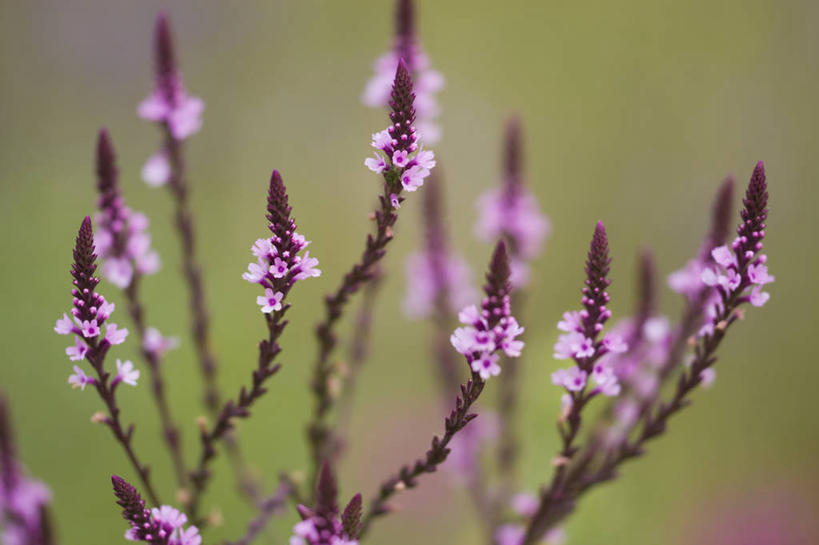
<box><xmin>138</xmin><ymin>14</ymin><xmax>216</xmax><ymax>417</ymax></box>
<box><xmin>307</xmin><ymin>58</ymin><xmax>436</xmax><ymax>494</ymax></box>
<box><xmin>54</xmin><ymin>218</ymin><xmax>160</xmax><ymax>506</ymax></box>
<box><xmin>520</xmin><ymin>163</ymin><xmax>772</xmax><ymax>544</ymax></box>
<box><xmin>360</xmin><ymin>240</ymin><xmax>524</xmax><ymax>537</ymax></box>
<box><xmin>93</xmin><ymin>129</ymin><xmax>186</xmax><ymax>489</ymax></box>
<box><xmin>187</xmin><ymin>171</ymin><xmax>319</xmax><ymax>521</ymax></box>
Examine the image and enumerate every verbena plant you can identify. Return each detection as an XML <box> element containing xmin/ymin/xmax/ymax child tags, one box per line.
<box><xmin>0</xmin><ymin>2</ymin><xmax>773</xmax><ymax>544</ymax></box>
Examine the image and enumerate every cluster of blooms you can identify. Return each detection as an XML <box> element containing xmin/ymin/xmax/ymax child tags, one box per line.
<box><xmin>450</xmin><ymin>243</ymin><xmax>524</xmax><ymax>380</ymax></box>
<box><xmin>403</xmin><ymin>248</ymin><xmax>475</xmax><ymax>318</ymax></box>
<box><xmin>362</xmin><ymin>0</ymin><xmax>444</xmax><ymax>144</ymax></box>
<box><xmin>551</xmin><ymin>223</ymin><xmax>627</xmax><ymax>399</ymax></box>
<box><xmin>494</xmin><ymin>492</ymin><xmax>565</xmax><ymax>545</ymax></box>
<box><xmin>138</xmin><ymin>15</ymin><xmax>204</xmax><ymax>187</ymax></box>
<box><xmin>112</xmin><ymin>476</ymin><xmax>201</xmax><ymax>545</ymax></box>
<box><xmin>290</xmin><ymin>514</ymin><xmax>358</xmax><ymax>545</ymax></box>
<box><xmin>365</xmin><ymin>59</ymin><xmax>436</xmax><ymax>200</ymax></box>
<box><xmin>94</xmin><ymin>130</ymin><xmax>160</xmax><ymax>289</ymax></box>
<box><xmin>1</xmin><ymin>398</ymin><xmax>53</xmax><ymax>545</ymax></box>
<box><xmin>54</xmin><ymin>218</ymin><xmax>133</xmax><ymax>389</ymax></box>
<box><xmin>243</xmin><ymin>171</ymin><xmax>321</xmax><ymax>313</ymax></box>
<box><xmin>475</xmin><ymin>120</ymin><xmax>550</xmax><ymax>288</ymax></box>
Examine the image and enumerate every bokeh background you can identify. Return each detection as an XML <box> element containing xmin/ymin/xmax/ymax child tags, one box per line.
<box><xmin>1</xmin><ymin>0</ymin><xmax>818</xmax><ymax>543</ymax></box>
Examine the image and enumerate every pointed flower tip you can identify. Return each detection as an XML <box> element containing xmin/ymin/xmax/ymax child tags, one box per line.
<box><xmin>96</xmin><ymin>129</ymin><xmax>117</xmax><ymax>190</ymax></box>
<box><xmin>489</xmin><ymin>239</ymin><xmax>511</xmax><ymax>287</ymax></box>
<box><xmin>316</xmin><ymin>462</ymin><xmax>338</xmax><ymax>513</ymax></box>
<box><xmin>154</xmin><ymin>12</ymin><xmax>176</xmax><ymax>77</ymax></box>
<box><xmin>81</xmin><ymin>215</ymin><xmax>93</xmax><ymax>232</ymax></box>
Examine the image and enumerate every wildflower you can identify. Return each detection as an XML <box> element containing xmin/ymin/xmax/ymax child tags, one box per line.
<box><xmin>257</xmin><ymin>289</ymin><xmax>284</xmax><ymax>314</ymax></box>
<box><xmin>143</xmin><ymin>327</ymin><xmax>179</xmax><ymax>357</ymax></box>
<box><xmin>362</xmin><ymin>0</ymin><xmax>444</xmax><ymax>144</ymax></box>
<box><xmin>113</xmin><ymin>360</ymin><xmax>140</xmax><ymax>387</ymax></box>
<box><xmin>68</xmin><ymin>365</ymin><xmax>96</xmax><ymax>390</ymax></box>
<box><xmin>450</xmin><ymin>241</ymin><xmax>524</xmax><ymax>380</ymax></box>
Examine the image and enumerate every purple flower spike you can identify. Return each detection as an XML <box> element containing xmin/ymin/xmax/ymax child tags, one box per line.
<box><xmin>476</xmin><ymin>118</ymin><xmax>550</xmax><ymax>287</ymax></box>
<box><xmin>95</xmin><ymin>129</ymin><xmax>161</xmax><ymax>288</ymax></box>
<box><xmin>139</xmin><ymin>13</ymin><xmax>204</xmax><ymax>185</ymax></box>
<box><xmin>112</xmin><ymin>475</ymin><xmax>201</xmax><ymax>545</ymax></box>
<box><xmin>290</xmin><ymin>464</ymin><xmax>360</xmax><ymax>545</ymax></box>
<box><xmin>363</xmin><ymin>0</ymin><xmax>444</xmax><ymax>143</ymax></box>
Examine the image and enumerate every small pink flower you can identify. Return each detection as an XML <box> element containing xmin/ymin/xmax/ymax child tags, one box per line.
<box><xmin>141</xmin><ymin>151</ymin><xmax>171</xmax><ymax>187</ymax></box>
<box><xmin>551</xmin><ymin>366</ymin><xmax>587</xmax><ymax>392</ymax></box>
<box><xmin>400</xmin><ymin>165</ymin><xmax>430</xmax><ymax>192</ymax></box>
<box><xmin>270</xmin><ymin>257</ymin><xmax>288</xmax><ymax>278</ymax></box>
<box><xmin>700</xmin><ymin>367</ymin><xmax>716</xmax><ymax>388</ymax></box>
<box><xmin>414</xmin><ymin>149</ymin><xmax>436</xmax><ymax>170</ymax></box>
<box><xmin>293</xmin><ymin>252</ymin><xmax>321</xmax><ymax>280</ymax></box>
<box><xmin>256</xmin><ymin>289</ymin><xmax>284</xmax><ymax>313</ymax></box>
<box><xmin>471</xmin><ymin>352</ymin><xmax>501</xmax><ymax>379</ymax></box>
<box><xmin>242</xmin><ymin>261</ymin><xmax>267</xmax><ymax>283</ymax></box>
<box><xmin>711</xmin><ymin>245</ymin><xmax>736</xmax><ymax>268</ymax></box>
<box><xmin>114</xmin><ymin>359</ymin><xmax>139</xmax><ymax>387</ymax></box>
<box><xmin>390</xmin><ymin>193</ymin><xmax>401</xmax><ymax>209</ymax></box>
<box><xmin>252</xmin><ymin>238</ymin><xmax>274</xmax><ymax>258</ymax></box>
<box><xmin>104</xmin><ymin>323</ymin><xmax>128</xmax><ymax>345</ymax></box>
<box><xmin>102</xmin><ymin>258</ymin><xmax>134</xmax><ymax>289</ymax></box>
<box><xmin>66</xmin><ymin>337</ymin><xmax>88</xmax><ymax>361</ymax></box>
<box><xmin>371</xmin><ymin>130</ymin><xmax>392</xmax><ymax>150</ymax></box>
<box><xmin>602</xmin><ymin>333</ymin><xmax>628</xmax><ymax>354</ymax></box>
<box><xmin>511</xmin><ymin>492</ymin><xmax>539</xmax><ymax>517</ymax></box>
<box><xmin>557</xmin><ymin>311</ymin><xmax>581</xmax><ymax>332</ymax></box>
<box><xmin>750</xmin><ymin>286</ymin><xmax>770</xmax><ymax>307</ymax></box>
<box><xmin>144</xmin><ymin>327</ymin><xmax>179</xmax><ymax>356</ymax></box>
<box><xmin>364</xmin><ymin>154</ymin><xmax>388</xmax><ymax>173</ymax></box>
<box><xmin>81</xmin><ymin>320</ymin><xmax>100</xmax><ymax>339</ymax></box>
<box><xmin>553</xmin><ymin>331</ymin><xmax>594</xmax><ymax>360</ymax></box>
<box><xmin>54</xmin><ymin>313</ymin><xmax>75</xmax><ymax>335</ymax></box>
<box><xmin>68</xmin><ymin>365</ymin><xmax>95</xmax><ymax>391</ymax></box>
<box><xmin>98</xmin><ymin>300</ymin><xmax>115</xmax><ymax>321</ymax></box>
<box><xmin>747</xmin><ymin>263</ymin><xmax>774</xmax><ymax>286</ymax></box>
<box><xmin>391</xmin><ymin>150</ymin><xmax>409</xmax><ymax>167</ymax></box>
<box><xmin>167</xmin><ymin>96</ymin><xmax>204</xmax><ymax>140</ymax></box>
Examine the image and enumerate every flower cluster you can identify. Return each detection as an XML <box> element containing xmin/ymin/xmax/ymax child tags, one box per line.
<box><xmin>94</xmin><ymin>130</ymin><xmax>160</xmax><ymax>289</ymax></box>
<box><xmin>362</xmin><ymin>0</ymin><xmax>444</xmax><ymax>144</ymax></box>
<box><xmin>139</xmin><ymin>14</ymin><xmax>204</xmax><ymax>187</ymax></box>
<box><xmin>551</xmin><ymin>222</ymin><xmax>627</xmax><ymax>398</ymax></box>
<box><xmin>475</xmin><ymin>120</ymin><xmax>550</xmax><ymax>288</ymax></box>
<box><xmin>698</xmin><ymin>162</ymin><xmax>773</xmax><ymax>336</ymax></box>
<box><xmin>1</xmin><ymin>397</ymin><xmax>53</xmax><ymax>545</ymax></box>
<box><xmin>243</xmin><ymin>171</ymin><xmax>321</xmax><ymax>313</ymax></box>
<box><xmin>290</xmin><ymin>465</ymin><xmax>360</xmax><ymax>545</ymax></box>
<box><xmin>54</xmin><ymin>218</ymin><xmax>132</xmax><ymax>386</ymax></box>
<box><xmin>365</xmin><ymin>60</ymin><xmax>436</xmax><ymax>197</ymax></box>
<box><xmin>494</xmin><ymin>492</ymin><xmax>565</xmax><ymax>545</ymax></box>
<box><xmin>450</xmin><ymin>242</ymin><xmax>524</xmax><ymax>379</ymax></box>
<box><xmin>112</xmin><ymin>476</ymin><xmax>201</xmax><ymax>545</ymax></box>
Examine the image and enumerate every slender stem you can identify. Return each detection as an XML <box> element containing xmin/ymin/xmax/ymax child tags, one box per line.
<box><xmin>124</xmin><ymin>274</ymin><xmax>187</xmax><ymax>489</ymax></box>
<box><xmin>187</xmin><ymin>305</ymin><xmax>289</xmax><ymax>523</ymax></box>
<box><xmin>85</xmin><ymin>340</ymin><xmax>161</xmax><ymax>506</ymax></box>
<box><xmin>307</xmin><ymin>183</ymin><xmax>399</xmax><ymax>495</ymax></box>
<box><xmin>224</xmin><ymin>479</ymin><xmax>293</xmax><ymax>545</ymax></box>
<box><xmin>359</xmin><ymin>373</ymin><xmax>486</xmax><ymax>538</ymax></box>
<box><xmin>163</xmin><ymin>129</ymin><xmax>220</xmax><ymax>415</ymax></box>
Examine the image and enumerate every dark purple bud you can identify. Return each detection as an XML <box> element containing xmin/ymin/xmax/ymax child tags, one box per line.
<box><xmin>154</xmin><ymin>13</ymin><xmax>177</xmax><ymax>81</ymax></box>
<box><xmin>481</xmin><ymin>240</ymin><xmax>511</xmax><ymax>328</ymax></box>
<box><xmin>736</xmin><ymin>161</ymin><xmax>769</xmax><ymax>267</ymax></box>
<box><xmin>341</xmin><ymin>493</ymin><xmax>363</xmax><ymax>539</ymax></box>
<box><xmin>394</xmin><ymin>0</ymin><xmax>416</xmax><ymax>69</ymax></box>
<box><xmin>95</xmin><ymin>128</ymin><xmax>120</xmax><ymax>210</ymax></box>
<box><xmin>388</xmin><ymin>59</ymin><xmax>416</xmax><ymax>152</ymax></box>
<box><xmin>503</xmin><ymin>115</ymin><xmax>523</xmax><ymax>189</ymax></box>
<box><xmin>0</xmin><ymin>394</ymin><xmax>17</xmax><ymax>492</ymax></box>
<box><xmin>266</xmin><ymin>169</ymin><xmax>292</xmax><ymax>231</ymax></box>
<box><xmin>635</xmin><ymin>247</ymin><xmax>657</xmax><ymax>326</ymax></box>
<box><xmin>581</xmin><ymin>221</ymin><xmax>612</xmax><ymax>335</ymax></box>
<box><xmin>111</xmin><ymin>475</ymin><xmax>162</xmax><ymax>543</ymax></box>
<box><xmin>315</xmin><ymin>462</ymin><xmax>338</xmax><ymax>516</ymax></box>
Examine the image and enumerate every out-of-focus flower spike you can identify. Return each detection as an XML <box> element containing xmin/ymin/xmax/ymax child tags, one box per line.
<box><xmin>395</xmin><ymin>0</ymin><xmax>416</xmax><ymax>67</ymax></box>
<box><xmin>154</xmin><ymin>13</ymin><xmax>177</xmax><ymax>87</ymax></box>
<box><xmin>635</xmin><ymin>247</ymin><xmax>657</xmax><ymax>330</ymax></box>
<box><xmin>503</xmin><ymin>116</ymin><xmax>523</xmax><ymax>188</ymax></box>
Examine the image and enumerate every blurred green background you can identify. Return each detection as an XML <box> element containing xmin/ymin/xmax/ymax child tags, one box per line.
<box><xmin>1</xmin><ymin>0</ymin><xmax>817</xmax><ymax>543</ymax></box>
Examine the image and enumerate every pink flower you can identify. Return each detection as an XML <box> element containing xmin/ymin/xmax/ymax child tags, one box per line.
<box><xmin>68</xmin><ymin>366</ymin><xmax>95</xmax><ymax>391</ymax></box>
<box><xmin>371</xmin><ymin>130</ymin><xmax>392</xmax><ymax>150</ymax></box>
<box><xmin>414</xmin><ymin>149</ymin><xmax>436</xmax><ymax>170</ymax></box>
<box><xmin>252</xmin><ymin>238</ymin><xmax>274</xmax><ymax>258</ymax></box>
<box><xmin>54</xmin><ymin>313</ymin><xmax>75</xmax><ymax>335</ymax></box>
<box><xmin>511</xmin><ymin>492</ymin><xmax>539</xmax><ymax>517</ymax></box>
<box><xmin>668</xmin><ymin>258</ymin><xmax>706</xmax><ymax>298</ymax></box>
<box><xmin>81</xmin><ymin>320</ymin><xmax>100</xmax><ymax>339</ymax></box>
<box><xmin>553</xmin><ymin>331</ymin><xmax>594</xmax><ymax>360</ymax></box>
<box><xmin>293</xmin><ymin>252</ymin><xmax>321</xmax><ymax>280</ymax></box>
<box><xmin>167</xmin><ymin>96</ymin><xmax>204</xmax><ymax>140</ymax></box>
<box><xmin>557</xmin><ymin>311</ymin><xmax>582</xmax><ymax>332</ymax></box>
<box><xmin>392</xmin><ymin>150</ymin><xmax>409</xmax><ymax>167</ymax></box>
<box><xmin>711</xmin><ymin>245</ymin><xmax>736</xmax><ymax>268</ymax></box>
<box><xmin>364</xmin><ymin>154</ymin><xmax>388</xmax><ymax>173</ymax></box>
<box><xmin>144</xmin><ymin>327</ymin><xmax>179</xmax><ymax>357</ymax></box>
<box><xmin>451</xmin><ymin>327</ymin><xmax>496</xmax><ymax>355</ymax></box>
<box><xmin>114</xmin><ymin>360</ymin><xmax>139</xmax><ymax>387</ymax></box>
<box><xmin>256</xmin><ymin>289</ymin><xmax>284</xmax><ymax>313</ymax></box>
<box><xmin>700</xmin><ymin>367</ymin><xmax>716</xmax><ymax>388</ymax></box>
<box><xmin>102</xmin><ymin>257</ymin><xmax>134</xmax><ymax>289</ymax></box>
<box><xmin>141</xmin><ymin>151</ymin><xmax>171</xmax><ymax>187</ymax></box>
<box><xmin>551</xmin><ymin>366</ymin><xmax>587</xmax><ymax>392</ymax></box>
<box><xmin>592</xmin><ymin>362</ymin><xmax>621</xmax><ymax>396</ymax></box>
<box><xmin>400</xmin><ymin>165</ymin><xmax>429</xmax><ymax>191</ymax></box>
<box><xmin>602</xmin><ymin>333</ymin><xmax>628</xmax><ymax>354</ymax></box>
<box><xmin>750</xmin><ymin>286</ymin><xmax>770</xmax><ymax>307</ymax></box>
<box><xmin>747</xmin><ymin>263</ymin><xmax>774</xmax><ymax>286</ymax></box>
<box><xmin>242</xmin><ymin>261</ymin><xmax>267</xmax><ymax>283</ymax></box>
<box><xmin>390</xmin><ymin>193</ymin><xmax>401</xmax><ymax>209</ymax></box>
<box><xmin>104</xmin><ymin>323</ymin><xmax>129</xmax><ymax>345</ymax></box>
<box><xmin>471</xmin><ymin>352</ymin><xmax>501</xmax><ymax>379</ymax></box>
<box><xmin>270</xmin><ymin>257</ymin><xmax>289</xmax><ymax>278</ymax></box>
